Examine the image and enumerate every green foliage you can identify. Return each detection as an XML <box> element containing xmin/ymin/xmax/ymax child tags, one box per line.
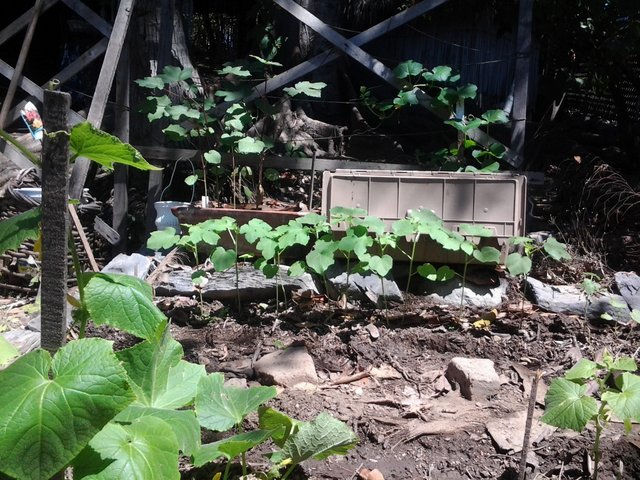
<box><xmin>83</xmin><ymin>273</ymin><xmax>167</xmax><ymax>341</ymax></box>
<box><xmin>0</xmin><ymin>338</ymin><xmax>135</xmax><ymax>480</ymax></box>
<box><xmin>283</xmin><ymin>81</ymin><xmax>327</xmax><ymax>98</ymax></box>
<box><xmin>69</xmin><ymin>122</ymin><xmax>160</xmax><ymax>171</ymax></box>
<box><xmin>195</xmin><ymin>372</ymin><xmax>277</xmax><ymax>432</ymax></box>
<box><xmin>0</xmin><ymin>207</ymin><xmax>41</xmax><ymax>257</ymax></box>
<box><xmin>0</xmin><ymin>335</ymin><xmax>19</xmax><ymax>366</ymax></box>
<box><xmin>542</xmin><ymin>351</ymin><xmax>640</xmax><ymax>479</ymax></box>
<box><xmin>363</xmin><ymin>60</ymin><xmax>508</xmax><ymax>170</ymax></box>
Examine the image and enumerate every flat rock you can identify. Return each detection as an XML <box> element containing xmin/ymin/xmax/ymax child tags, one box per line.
<box><xmin>420</xmin><ymin>278</ymin><xmax>508</xmax><ymax>310</ymax></box>
<box><xmin>326</xmin><ymin>262</ymin><xmax>403</xmax><ymax>305</ymax></box>
<box><xmin>527</xmin><ymin>277</ymin><xmax>631</xmax><ymax>323</ymax></box>
<box><xmin>486</xmin><ymin>409</ymin><xmax>555</xmax><ymax>453</ymax></box>
<box><xmin>445</xmin><ymin>357</ymin><xmax>501</xmax><ymax>401</ymax></box>
<box><xmin>253</xmin><ymin>344</ymin><xmax>318</xmax><ymax>387</ymax></box>
<box><xmin>101</xmin><ymin>253</ymin><xmax>152</xmax><ymax>279</ymax></box>
<box><xmin>154</xmin><ymin>264</ymin><xmax>317</xmax><ymax>302</ymax></box>
<box><xmin>615</xmin><ymin>271</ymin><xmax>640</xmax><ymax>311</ymax></box>
<box><xmin>3</xmin><ymin>329</ymin><xmax>40</xmax><ymax>354</ymax></box>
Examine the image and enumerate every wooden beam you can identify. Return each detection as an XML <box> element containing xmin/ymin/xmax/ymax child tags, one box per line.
<box><xmin>510</xmin><ymin>0</ymin><xmax>533</xmax><ymax>164</ymax></box>
<box><xmin>113</xmin><ymin>42</ymin><xmax>130</xmax><ymax>252</ymax></box>
<box><xmin>136</xmin><ymin>146</ymin><xmax>425</xmax><ymax>172</ymax></box>
<box><xmin>0</xmin><ymin>0</ymin><xmax>43</xmax><ymax>129</ymax></box>
<box><xmin>69</xmin><ymin>0</ymin><xmax>136</xmax><ymax>200</ymax></box>
<box><xmin>5</xmin><ymin>39</ymin><xmax>108</xmax><ymax>125</ymax></box>
<box><xmin>0</xmin><ymin>0</ymin><xmax>59</xmax><ymax>47</ymax></box>
<box><xmin>273</xmin><ymin>0</ymin><xmax>398</xmax><ymax>85</ymax></box>
<box><xmin>220</xmin><ymin>0</ymin><xmax>449</xmax><ymax>111</ymax></box>
<box><xmin>60</xmin><ymin>0</ymin><xmax>113</xmax><ymax>37</ymax></box>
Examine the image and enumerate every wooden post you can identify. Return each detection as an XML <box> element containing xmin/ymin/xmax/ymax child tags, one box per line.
<box><xmin>113</xmin><ymin>43</ymin><xmax>130</xmax><ymax>252</ymax></box>
<box><xmin>145</xmin><ymin>0</ymin><xmax>174</xmax><ymax>233</ymax></box>
<box><xmin>40</xmin><ymin>89</ymin><xmax>71</xmax><ymax>354</ymax></box>
<box><xmin>510</xmin><ymin>0</ymin><xmax>533</xmax><ymax>161</ymax></box>
<box><xmin>0</xmin><ymin>0</ymin><xmax>43</xmax><ymax>129</ymax></box>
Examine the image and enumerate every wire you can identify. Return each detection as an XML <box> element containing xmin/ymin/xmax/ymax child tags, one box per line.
<box><xmin>160</xmin><ymin>156</ymin><xmax>196</xmax><ymax>203</ymax></box>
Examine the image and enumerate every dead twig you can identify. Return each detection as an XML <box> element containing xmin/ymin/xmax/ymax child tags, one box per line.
<box><xmin>518</xmin><ymin>369</ymin><xmax>543</xmax><ymax>480</ymax></box>
<box><xmin>329</xmin><ymin>367</ymin><xmax>372</xmax><ymax>386</ymax></box>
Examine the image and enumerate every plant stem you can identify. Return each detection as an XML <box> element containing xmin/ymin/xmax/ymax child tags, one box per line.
<box><xmin>68</xmin><ymin>233</ymin><xmax>87</xmax><ymax>338</ymax></box>
<box><xmin>592</xmin><ymin>404</ymin><xmax>607</xmax><ymax>480</ymax></box>
<box><xmin>223</xmin><ymin>460</ymin><xmax>231</xmax><ymax>480</ymax></box>
<box><xmin>405</xmin><ymin>238</ymin><xmax>418</xmax><ymax>293</ymax></box>
<box><xmin>459</xmin><ymin>255</ymin><xmax>469</xmax><ymax>320</ymax></box>
<box><xmin>281</xmin><ymin>464</ymin><xmax>297</xmax><ymax>480</ymax></box>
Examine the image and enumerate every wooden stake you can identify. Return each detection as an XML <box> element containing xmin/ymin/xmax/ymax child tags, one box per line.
<box><xmin>40</xmin><ymin>89</ymin><xmax>71</xmax><ymax>353</ymax></box>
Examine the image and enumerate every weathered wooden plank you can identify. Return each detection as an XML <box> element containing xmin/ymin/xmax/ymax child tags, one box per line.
<box><xmin>69</xmin><ymin>0</ymin><xmax>136</xmax><ymax>200</ymax></box>
<box><xmin>113</xmin><ymin>42</ymin><xmax>130</xmax><ymax>251</ymax></box>
<box><xmin>273</xmin><ymin>0</ymin><xmax>398</xmax><ymax>85</ymax></box>
<box><xmin>60</xmin><ymin>0</ymin><xmax>113</xmax><ymax>37</ymax></box>
<box><xmin>0</xmin><ymin>0</ymin><xmax>43</xmax><ymax>129</ymax></box>
<box><xmin>40</xmin><ymin>89</ymin><xmax>71</xmax><ymax>354</ymax></box>
<box><xmin>221</xmin><ymin>0</ymin><xmax>448</xmax><ymax>111</ymax></box>
<box><xmin>0</xmin><ymin>0</ymin><xmax>59</xmax><ymax>47</ymax></box>
<box><xmin>5</xmin><ymin>39</ymin><xmax>108</xmax><ymax>126</ymax></box>
<box><xmin>510</xmin><ymin>0</ymin><xmax>533</xmax><ymax>164</ymax></box>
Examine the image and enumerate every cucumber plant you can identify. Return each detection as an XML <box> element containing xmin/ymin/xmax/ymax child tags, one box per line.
<box><xmin>541</xmin><ymin>352</ymin><xmax>640</xmax><ymax>480</ymax></box>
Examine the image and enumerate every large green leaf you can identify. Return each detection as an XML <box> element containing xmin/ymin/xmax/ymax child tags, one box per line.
<box><xmin>210</xmin><ymin>246</ymin><xmax>237</xmax><ymax>271</ymax></box>
<box><xmin>117</xmin><ymin>328</ymin><xmax>204</xmax><ymax>409</ymax></box>
<box><xmin>83</xmin><ymin>273</ymin><xmax>167</xmax><ymax>340</ymax></box>
<box><xmin>505</xmin><ymin>252</ymin><xmax>532</xmax><ymax>277</ymax></box>
<box><xmin>543</xmin><ymin>237</ymin><xmax>571</xmax><ymax>261</ymax></box>
<box><xmin>276</xmin><ymin>412</ymin><xmax>357</xmax><ymax>464</ymax></box>
<box><xmin>240</xmin><ymin>218</ymin><xmax>273</xmax><ymax>244</ymax></box>
<box><xmin>393</xmin><ymin>60</ymin><xmax>423</xmax><ymax>79</ymax></box>
<box><xmin>602</xmin><ymin>373</ymin><xmax>640</xmax><ymax>428</ymax></box>
<box><xmin>0</xmin><ymin>334</ymin><xmax>19</xmax><ymax>366</ymax></box>
<box><xmin>283</xmin><ymin>81</ymin><xmax>326</xmax><ymax>98</ymax></box>
<box><xmin>0</xmin><ymin>338</ymin><xmax>134</xmax><ymax>480</ymax></box>
<box><xmin>115</xmin><ymin>406</ymin><xmax>200</xmax><ymax>456</ymax></box>
<box><xmin>541</xmin><ymin>378</ymin><xmax>598</xmax><ymax>432</ymax></box>
<box><xmin>192</xmin><ymin>430</ymin><xmax>274</xmax><ymax>466</ymax></box>
<box><xmin>258</xmin><ymin>407</ymin><xmax>300</xmax><ymax>447</ymax></box>
<box><xmin>0</xmin><ymin>207</ymin><xmax>41</xmax><ymax>256</ymax></box>
<box><xmin>69</xmin><ymin>122</ymin><xmax>160</xmax><ymax>171</ymax></box>
<box><xmin>74</xmin><ymin>416</ymin><xmax>179</xmax><ymax>480</ymax></box>
<box><xmin>195</xmin><ymin>372</ymin><xmax>277</xmax><ymax>432</ymax></box>
<box><xmin>147</xmin><ymin>227</ymin><xmax>180</xmax><ymax>251</ymax></box>
<box><xmin>237</xmin><ymin>136</ymin><xmax>266</xmax><ymax>154</ymax></box>
<box><xmin>473</xmin><ymin>246</ymin><xmax>501</xmax><ymax>264</ymax></box>
<box><xmin>564</xmin><ymin>359</ymin><xmax>598</xmax><ymax>381</ymax></box>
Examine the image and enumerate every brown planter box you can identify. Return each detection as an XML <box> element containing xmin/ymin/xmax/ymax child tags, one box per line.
<box><xmin>322</xmin><ymin>170</ymin><xmax>527</xmax><ymax>264</ymax></box>
<box><xmin>173</xmin><ymin>206</ymin><xmax>307</xmax><ymax>258</ymax></box>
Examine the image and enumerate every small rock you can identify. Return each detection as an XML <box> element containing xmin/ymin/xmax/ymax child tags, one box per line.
<box><xmin>253</xmin><ymin>344</ymin><xmax>318</xmax><ymax>387</ymax></box>
<box><xmin>445</xmin><ymin>357</ymin><xmax>501</xmax><ymax>401</ymax></box>
<box><xmin>615</xmin><ymin>271</ymin><xmax>640</xmax><ymax>311</ymax></box>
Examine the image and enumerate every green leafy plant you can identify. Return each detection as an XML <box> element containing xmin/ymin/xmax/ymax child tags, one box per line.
<box><xmin>0</xmin><ymin>121</ymin><xmax>358</xmax><ymax>480</ymax></box>
<box><xmin>506</xmin><ymin>235</ymin><xmax>572</xmax><ymax>316</ymax></box>
<box><xmin>361</xmin><ymin>60</ymin><xmax>508</xmax><ymax>170</ymax></box>
<box><xmin>391</xmin><ymin>209</ymin><xmax>456</xmax><ymax>293</ymax></box>
<box><xmin>542</xmin><ymin>352</ymin><xmax>640</xmax><ymax>479</ymax></box>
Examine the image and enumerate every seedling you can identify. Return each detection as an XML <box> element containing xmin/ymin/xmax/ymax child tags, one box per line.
<box><xmin>506</xmin><ymin>235</ymin><xmax>571</xmax><ymax>316</ymax></box>
<box><xmin>542</xmin><ymin>352</ymin><xmax>640</xmax><ymax>479</ymax></box>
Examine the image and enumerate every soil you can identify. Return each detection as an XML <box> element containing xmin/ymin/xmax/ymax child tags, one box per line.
<box><xmin>93</xmin><ymin>287</ymin><xmax>640</xmax><ymax>480</ymax></box>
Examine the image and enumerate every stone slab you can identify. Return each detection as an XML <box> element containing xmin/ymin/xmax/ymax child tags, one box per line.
<box><xmin>421</xmin><ymin>278</ymin><xmax>508</xmax><ymax>310</ymax></box>
<box><xmin>527</xmin><ymin>277</ymin><xmax>631</xmax><ymax>323</ymax></box>
<box><xmin>154</xmin><ymin>264</ymin><xmax>318</xmax><ymax>302</ymax></box>
<box><xmin>326</xmin><ymin>262</ymin><xmax>403</xmax><ymax>304</ymax></box>
<box><xmin>486</xmin><ymin>409</ymin><xmax>555</xmax><ymax>453</ymax></box>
